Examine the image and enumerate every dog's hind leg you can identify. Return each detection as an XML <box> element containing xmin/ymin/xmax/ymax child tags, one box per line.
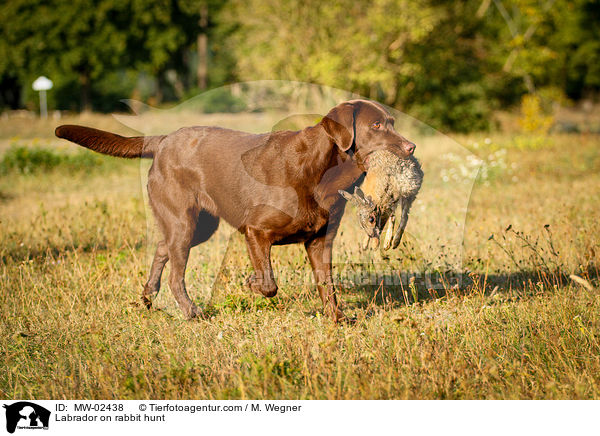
<box><xmin>166</xmin><ymin>210</ymin><xmax>220</xmax><ymax>319</ymax></box>
<box><xmin>142</xmin><ymin>240</ymin><xmax>169</xmax><ymax>309</ymax></box>
<box><xmin>142</xmin><ymin>212</ymin><xmax>219</xmax><ymax>315</ymax></box>
<box><xmin>163</xmin><ymin>219</ymin><xmax>202</xmax><ymax>319</ymax></box>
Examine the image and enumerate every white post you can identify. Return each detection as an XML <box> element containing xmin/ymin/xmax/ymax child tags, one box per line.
<box><xmin>32</xmin><ymin>76</ymin><xmax>53</xmax><ymax>119</ymax></box>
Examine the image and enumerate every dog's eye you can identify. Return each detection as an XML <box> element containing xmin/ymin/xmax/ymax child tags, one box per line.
<box><xmin>372</xmin><ymin>121</ymin><xmax>381</xmax><ymax>130</ymax></box>
<box><xmin>368</xmin><ymin>216</ymin><xmax>375</xmax><ymax>224</ymax></box>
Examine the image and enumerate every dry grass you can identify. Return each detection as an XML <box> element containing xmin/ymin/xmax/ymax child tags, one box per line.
<box><xmin>1</xmin><ymin>112</ymin><xmax>599</xmax><ymax>399</ymax></box>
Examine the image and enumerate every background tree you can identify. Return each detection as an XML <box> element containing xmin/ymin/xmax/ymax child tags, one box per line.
<box><xmin>0</xmin><ymin>0</ymin><xmax>599</xmax><ymax>131</ymax></box>
<box><xmin>0</xmin><ymin>0</ymin><xmax>136</xmax><ymax>111</ymax></box>
<box><xmin>221</xmin><ymin>0</ymin><xmax>441</xmax><ymax>100</ymax></box>
<box><xmin>221</xmin><ymin>0</ymin><xmax>497</xmax><ymax>131</ymax></box>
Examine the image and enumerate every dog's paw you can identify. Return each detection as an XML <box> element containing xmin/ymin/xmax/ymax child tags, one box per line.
<box><xmin>246</xmin><ymin>274</ymin><xmax>278</xmax><ymax>298</ymax></box>
<box><xmin>141</xmin><ymin>295</ymin><xmax>154</xmax><ymax>310</ymax></box>
<box><xmin>183</xmin><ymin>304</ymin><xmax>203</xmax><ymax>320</ymax></box>
<box><xmin>141</xmin><ymin>285</ymin><xmax>158</xmax><ymax>310</ymax></box>
<box><xmin>324</xmin><ymin>305</ymin><xmax>348</xmax><ymax>324</ymax></box>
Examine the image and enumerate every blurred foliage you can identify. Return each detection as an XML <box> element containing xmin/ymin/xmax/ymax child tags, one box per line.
<box><xmin>0</xmin><ymin>0</ymin><xmax>599</xmax><ymax>132</ymax></box>
<box><xmin>221</xmin><ymin>0</ymin><xmax>443</xmax><ymax>97</ymax></box>
<box><xmin>0</xmin><ymin>146</ymin><xmax>109</xmax><ymax>175</ymax></box>
<box><xmin>180</xmin><ymin>87</ymin><xmax>247</xmax><ymax>113</ymax></box>
<box><xmin>518</xmin><ymin>94</ymin><xmax>554</xmax><ymax>135</ymax></box>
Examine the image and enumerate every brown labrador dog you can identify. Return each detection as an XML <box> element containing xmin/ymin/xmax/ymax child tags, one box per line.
<box><xmin>55</xmin><ymin>100</ymin><xmax>415</xmax><ymax>321</ymax></box>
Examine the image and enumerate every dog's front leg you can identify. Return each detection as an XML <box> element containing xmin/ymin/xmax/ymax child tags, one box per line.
<box><xmin>304</xmin><ymin>235</ymin><xmax>346</xmax><ymax>322</ymax></box>
<box><xmin>244</xmin><ymin>228</ymin><xmax>278</xmax><ymax>298</ymax></box>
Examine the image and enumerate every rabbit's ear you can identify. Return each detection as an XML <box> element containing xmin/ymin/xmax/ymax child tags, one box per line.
<box><xmin>338</xmin><ymin>190</ymin><xmax>354</xmax><ymax>201</ymax></box>
<box><xmin>354</xmin><ymin>186</ymin><xmax>367</xmax><ymax>201</ymax></box>
<box><xmin>354</xmin><ymin>187</ymin><xmax>376</xmax><ymax>207</ymax></box>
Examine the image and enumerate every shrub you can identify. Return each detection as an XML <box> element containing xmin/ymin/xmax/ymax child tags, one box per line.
<box><xmin>411</xmin><ymin>82</ymin><xmax>492</xmax><ymax>133</ymax></box>
<box><xmin>518</xmin><ymin>94</ymin><xmax>554</xmax><ymax>135</ymax></box>
<box><xmin>0</xmin><ymin>146</ymin><xmax>106</xmax><ymax>175</ymax></box>
<box><xmin>181</xmin><ymin>87</ymin><xmax>247</xmax><ymax>113</ymax></box>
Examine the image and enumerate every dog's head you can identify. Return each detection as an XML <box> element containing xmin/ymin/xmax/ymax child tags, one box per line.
<box><xmin>320</xmin><ymin>99</ymin><xmax>416</xmax><ymax>169</ymax></box>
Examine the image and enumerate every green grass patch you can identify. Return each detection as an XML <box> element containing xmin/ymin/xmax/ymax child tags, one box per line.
<box><xmin>0</xmin><ymin>145</ymin><xmax>118</xmax><ymax>175</ymax></box>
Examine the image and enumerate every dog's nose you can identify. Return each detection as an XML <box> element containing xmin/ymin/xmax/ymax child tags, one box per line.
<box><xmin>406</xmin><ymin>142</ymin><xmax>416</xmax><ymax>155</ymax></box>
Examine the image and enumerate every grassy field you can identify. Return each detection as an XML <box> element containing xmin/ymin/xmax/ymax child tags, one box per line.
<box><xmin>1</xmin><ymin>110</ymin><xmax>599</xmax><ymax>399</ymax></box>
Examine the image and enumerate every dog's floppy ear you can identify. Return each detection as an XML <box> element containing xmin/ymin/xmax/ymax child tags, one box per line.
<box><xmin>321</xmin><ymin>102</ymin><xmax>355</xmax><ymax>152</ymax></box>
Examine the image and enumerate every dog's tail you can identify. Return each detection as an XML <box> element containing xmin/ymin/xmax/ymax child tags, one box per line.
<box><xmin>55</xmin><ymin>125</ymin><xmax>165</xmax><ymax>158</ymax></box>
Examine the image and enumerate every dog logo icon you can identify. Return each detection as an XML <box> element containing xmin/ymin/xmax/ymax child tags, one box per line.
<box><xmin>2</xmin><ymin>402</ymin><xmax>50</xmax><ymax>433</ymax></box>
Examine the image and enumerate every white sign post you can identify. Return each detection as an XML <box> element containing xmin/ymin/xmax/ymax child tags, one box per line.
<box><xmin>32</xmin><ymin>76</ymin><xmax>53</xmax><ymax>119</ymax></box>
